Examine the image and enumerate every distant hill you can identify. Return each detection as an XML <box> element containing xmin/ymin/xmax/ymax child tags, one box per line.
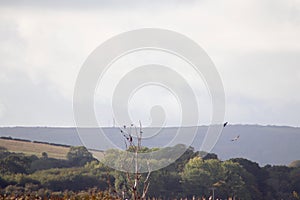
<box><xmin>0</xmin><ymin>125</ymin><xmax>299</xmax><ymax>166</ymax></box>
<box><xmin>0</xmin><ymin>138</ymin><xmax>70</xmax><ymax>159</ymax></box>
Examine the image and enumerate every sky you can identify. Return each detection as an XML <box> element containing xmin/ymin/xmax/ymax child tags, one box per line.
<box><xmin>0</xmin><ymin>0</ymin><xmax>300</xmax><ymax>127</ymax></box>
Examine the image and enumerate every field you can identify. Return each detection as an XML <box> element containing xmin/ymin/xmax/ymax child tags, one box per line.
<box><xmin>0</xmin><ymin>138</ymin><xmax>70</xmax><ymax>159</ymax></box>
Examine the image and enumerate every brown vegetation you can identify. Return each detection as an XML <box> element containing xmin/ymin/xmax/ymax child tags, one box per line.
<box><xmin>0</xmin><ymin>139</ymin><xmax>69</xmax><ymax>159</ymax></box>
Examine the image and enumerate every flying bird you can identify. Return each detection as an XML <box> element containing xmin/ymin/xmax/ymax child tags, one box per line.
<box><xmin>223</xmin><ymin>122</ymin><xmax>228</xmax><ymax>127</ymax></box>
<box><xmin>231</xmin><ymin>135</ymin><xmax>240</xmax><ymax>142</ymax></box>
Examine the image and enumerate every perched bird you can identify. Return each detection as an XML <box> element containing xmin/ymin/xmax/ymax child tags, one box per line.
<box><xmin>129</xmin><ymin>135</ymin><xmax>133</xmax><ymax>142</ymax></box>
<box><xmin>223</xmin><ymin>122</ymin><xmax>228</xmax><ymax>127</ymax></box>
<box><xmin>123</xmin><ymin>134</ymin><xmax>129</xmax><ymax>140</ymax></box>
<box><xmin>231</xmin><ymin>135</ymin><xmax>240</xmax><ymax>141</ymax></box>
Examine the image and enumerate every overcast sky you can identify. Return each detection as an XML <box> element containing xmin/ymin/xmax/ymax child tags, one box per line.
<box><xmin>0</xmin><ymin>0</ymin><xmax>299</xmax><ymax>127</ymax></box>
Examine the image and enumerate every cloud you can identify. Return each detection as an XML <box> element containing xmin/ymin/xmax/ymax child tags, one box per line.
<box><xmin>0</xmin><ymin>0</ymin><xmax>299</xmax><ymax>126</ymax></box>
<box><xmin>0</xmin><ymin>69</ymin><xmax>73</xmax><ymax>126</ymax></box>
<box><xmin>0</xmin><ymin>102</ymin><xmax>5</xmax><ymax>118</ymax></box>
<box><xmin>0</xmin><ymin>0</ymin><xmax>197</xmax><ymax>10</ymax></box>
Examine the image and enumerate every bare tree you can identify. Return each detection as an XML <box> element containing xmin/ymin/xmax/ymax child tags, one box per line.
<box><xmin>119</xmin><ymin>121</ymin><xmax>151</xmax><ymax>200</ymax></box>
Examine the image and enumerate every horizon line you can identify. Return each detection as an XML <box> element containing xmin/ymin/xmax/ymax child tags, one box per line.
<box><xmin>0</xmin><ymin>123</ymin><xmax>298</xmax><ymax>128</ymax></box>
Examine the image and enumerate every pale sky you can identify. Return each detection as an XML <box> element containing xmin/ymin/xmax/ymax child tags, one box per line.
<box><xmin>0</xmin><ymin>0</ymin><xmax>300</xmax><ymax>127</ymax></box>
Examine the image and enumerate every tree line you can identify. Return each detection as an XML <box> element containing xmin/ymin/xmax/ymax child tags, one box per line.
<box><xmin>0</xmin><ymin>145</ymin><xmax>300</xmax><ymax>199</ymax></box>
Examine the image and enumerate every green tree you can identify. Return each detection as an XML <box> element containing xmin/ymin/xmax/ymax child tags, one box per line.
<box><xmin>148</xmin><ymin>170</ymin><xmax>182</xmax><ymax>198</ymax></box>
<box><xmin>230</xmin><ymin>158</ymin><xmax>264</xmax><ymax>199</ymax></box>
<box><xmin>0</xmin><ymin>153</ymin><xmax>34</xmax><ymax>174</ymax></box>
<box><xmin>264</xmin><ymin>165</ymin><xmax>293</xmax><ymax>199</ymax></box>
<box><xmin>221</xmin><ymin>161</ymin><xmax>252</xmax><ymax>200</ymax></box>
<box><xmin>181</xmin><ymin>157</ymin><xmax>254</xmax><ymax>199</ymax></box>
<box><xmin>290</xmin><ymin>167</ymin><xmax>300</xmax><ymax>194</ymax></box>
<box><xmin>41</xmin><ymin>152</ymin><xmax>48</xmax><ymax>159</ymax></box>
<box><xmin>67</xmin><ymin>146</ymin><xmax>94</xmax><ymax>166</ymax></box>
<box><xmin>181</xmin><ymin>157</ymin><xmax>220</xmax><ymax>197</ymax></box>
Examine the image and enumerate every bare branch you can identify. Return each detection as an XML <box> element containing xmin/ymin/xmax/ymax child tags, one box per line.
<box><xmin>118</xmin><ymin>122</ymin><xmax>151</xmax><ymax>200</ymax></box>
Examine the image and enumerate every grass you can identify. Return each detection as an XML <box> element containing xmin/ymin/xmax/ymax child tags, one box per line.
<box><xmin>0</xmin><ymin>138</ymin><xmax>70</xmax><ymax>159</ymax></box>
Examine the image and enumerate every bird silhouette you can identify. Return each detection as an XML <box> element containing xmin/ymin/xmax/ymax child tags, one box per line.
<box><xmin>223</xmin><ymin>122</ymin><xmax>228</xmax><ymax>127</ymax></box>
<box><xmin>123</xmin><ymin>134</ymin><xmax>129</xmax><ymax>140</ymax></box>
<box><xmin>231</xmin><ymin>135</ymin><xmax>240</xmax><ymax>141</ymax></box>
<box><xmin>129</xmin><ymin>135</ymin><xmax>133</xmax><ymax>142</ymax></box>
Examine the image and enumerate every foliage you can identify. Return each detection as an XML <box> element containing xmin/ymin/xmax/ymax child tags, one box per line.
<box><xmin>0</xmin><ymin>152</ymin><xmax>38</xmax><ymax>174</ymax></box>
<box><xmin>0</xmin><ymin>145</ymin><xmax>300</xmax><ymax>199</ymax></box>
<box><xmin>67</xmin><ymin>146</ymin><xmax>95</xmax><ymax>166</ymax></box>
